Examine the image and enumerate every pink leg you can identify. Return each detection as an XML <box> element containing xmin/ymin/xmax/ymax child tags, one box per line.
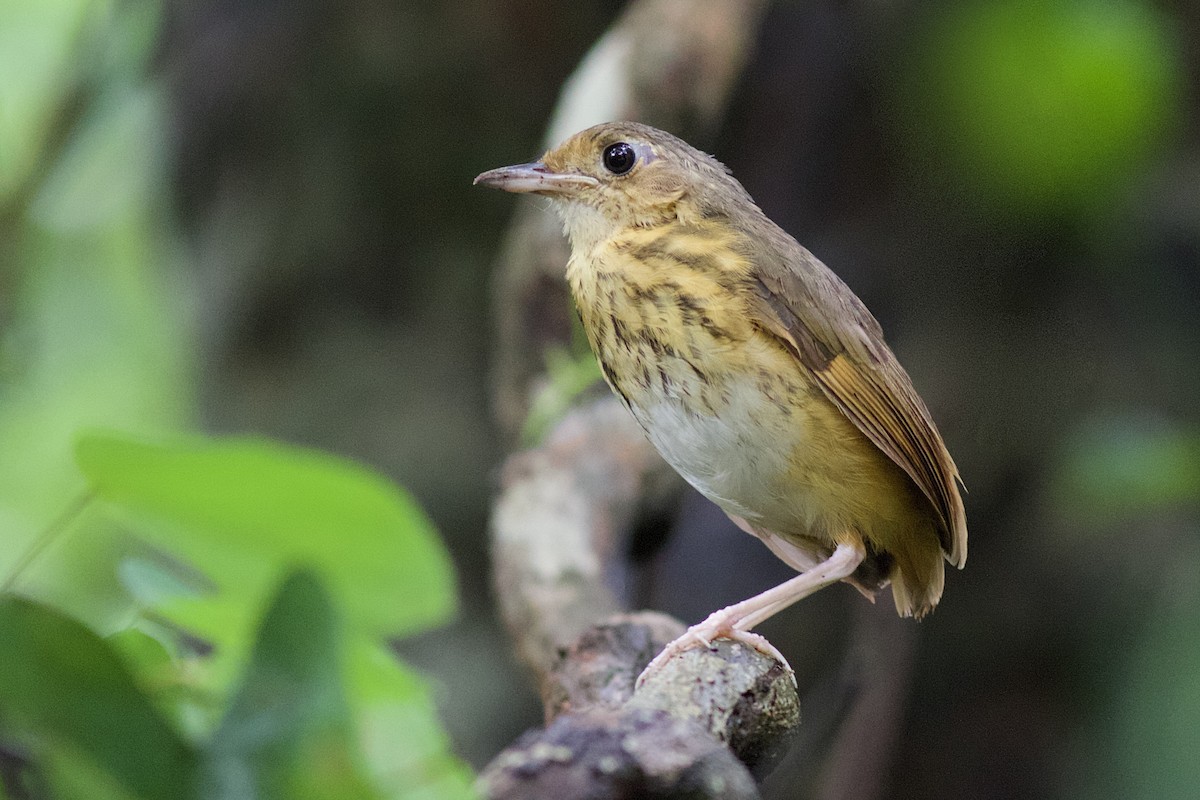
<box><xmin>637</xmin><ymin>542</ymin><xmax>865</xmax><ymax>685</ymax></box>
<box><xmin>736</xmin><ymin>515</ymin><xmax>880</xmax><ymax>603</ymax></box>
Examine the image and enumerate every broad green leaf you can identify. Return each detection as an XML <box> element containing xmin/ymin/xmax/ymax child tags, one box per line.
<box><xmin>199</xmin><ymin>570</ymin><xmax>380</xmax><ymax>800</ymax></box>
<box><xmin>105</xmin><ymin>624</ymin><xmax>217</xmax><ymax>741</ymax></box>
<box><xmin>0</xmin><ymin>596</ymin><xmax>196</xmax><ymax>800</ymax></box>
<box><xmin>349</xmin><ymin>640</ymin><xmax>476</xmax><ymax>800</ymax></box>
<box><xmin>2</xmin><ymin>501</ymin><xmax>135</xmax><ymax>634</ymax></box>
<box><xmin>74</xmin><ymin>431</ymin><xmax>457</xmax><ymax>649</ymax></box>
<box><xmin>43</xmin><ymin>746</ymin><xmax>143</xmax><ymax>800</ymax></box>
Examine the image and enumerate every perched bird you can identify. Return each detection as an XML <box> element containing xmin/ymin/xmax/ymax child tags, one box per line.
<box><xmin>475</xmin><ymin>122</ymin><xmax>966</xmax><ymax>675</ymax></box>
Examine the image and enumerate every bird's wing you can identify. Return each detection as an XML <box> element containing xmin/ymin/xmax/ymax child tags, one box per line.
<box><xmin>745</xmin><ymin>228</ymin><xmax>967</xmax><ymax>567</ymax></box>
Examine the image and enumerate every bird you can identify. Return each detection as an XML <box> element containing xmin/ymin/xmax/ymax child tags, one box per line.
<box><xmin>475</xmin><ymin>121</ymin><xmax>966</xmax><ymax>677</ymax></box>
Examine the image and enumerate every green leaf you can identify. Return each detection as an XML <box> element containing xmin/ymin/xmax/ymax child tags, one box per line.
<box><xmin>199</xmin><ymin>570</ymin><xmax>380</xmax><ymax>800</ymax></box>
<box><xmin>349</xmin><ymin>640</ymin><xmax>477</xmax><ymax>800</ymax></box>
<box><xmin>105</xmin><ymin>624</ymin><xmax>217</xmax><ymax>741</ymax></box>
<box><xmin>73</xmin><ymin>431</ymin><xmax>457</xmax><ymax>649</ymax></box>
<box><xmin>521</xmin><ymin>345</ymin><xmax>603</xmax><ymax>446</ymax></box>
<box><xmin>0</xmin><ymin>595</ymin><xmax>196</xmax><ymax>800</ymax></box>
<box><xmin>42</xmin><ymin>747</ymin><xmax>144</xmax><ymax>800</ymax></box>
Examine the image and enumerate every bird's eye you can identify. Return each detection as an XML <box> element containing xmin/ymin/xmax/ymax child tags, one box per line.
<box><xmin>602</xmin><ymin>142</ymin><xmax>636</xmax><ymax>175</ymax></box>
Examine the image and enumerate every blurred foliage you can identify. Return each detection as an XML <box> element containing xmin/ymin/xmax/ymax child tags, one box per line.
<box><xmin>0</xmin><ymin>594</ymin><xmax>195</xmax><ymax>800</ymax></box>
<box><xmin>75</xmin><ymin>433</ymin><xmax>456</xmax><ymax>678</ymax></box>
<box><xmin>1051</xmin><ymin>414</ymin><xmax>1200</xmax><ymax>527</ymax></box>
<box><xmin>0</xmin><ymin>1</ymin><xmax>476</xmax><ymax>797</ymax></box>
<box><xmin>1090</xmin><ymin>563</ymin><xmax>1200</xmax><ymax>800</ymax></box>
<box><xmin>0</xmin><ymin>0</ymin><xmax>187</xmax><ymax>627</ymax></box>
<box><xmin>520</xmin><ymin>345</ymin><xmax>603</xmax><ymax>446</ymax></box>
<box><xmin>1053</xmin><ymin>414</ymin><xmax>1200</xmax><ymax>800</ymax></box>
<box><xmin>901</xmin><ymin>0</ymin><xmax>1181</xmax><ymax>218</ymax></box>
<box><xmin>2</xmin><ymin>433</ymin><xmax>476</xmax><ymax>800</ymax></box>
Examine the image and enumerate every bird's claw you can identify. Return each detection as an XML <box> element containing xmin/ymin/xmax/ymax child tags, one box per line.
<box><xmin>635</xmin><ymin>614</ymin><xmax>793</xmax><ymax>688</ymax></box>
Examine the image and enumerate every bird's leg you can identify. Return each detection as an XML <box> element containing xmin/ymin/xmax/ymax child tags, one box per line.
<box><xmin>747</xmin><ymin>520</ymin><xmax>882</xmax><ymax>602</ymax></box>
<box><xmin>637</xmin><ymin>541</ymin><xmax>865</xmax><ymax>686</ymax></box>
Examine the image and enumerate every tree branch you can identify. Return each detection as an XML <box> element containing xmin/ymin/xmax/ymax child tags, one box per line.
<box><xmin>483</xmin><ymin>396</ymin><xmax>800</xmax><ymax>799</ymax></box>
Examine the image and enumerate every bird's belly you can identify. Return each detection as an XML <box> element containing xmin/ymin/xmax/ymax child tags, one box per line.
<box><xmin>632</xmin><ymin>390</ymin><xmax>798</xmax><ymax>523</ymax></box>
<box><xmin>624</xmin><ymin>362</ymin><xmax>835</xmax><ymax>534</ymax></box>
<box><xmin>617</xmin><ymin>347</ymin><xmax>911</xmax><ymax>543</ymax></box>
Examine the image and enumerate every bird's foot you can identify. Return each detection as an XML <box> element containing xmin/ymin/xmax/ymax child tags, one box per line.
<box><xmin>635</xmin><ymin>607</ymin><xmax>791</xmax><ymax>688</ymax></box>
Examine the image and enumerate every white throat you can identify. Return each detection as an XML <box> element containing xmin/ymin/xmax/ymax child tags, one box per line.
<box><xmin>555</xmin><ymin>199</ymin><xmax>620</xmax><ymax>255</ymax></box>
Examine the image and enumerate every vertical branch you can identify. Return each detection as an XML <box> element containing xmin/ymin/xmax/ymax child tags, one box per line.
<box><xmin>490</xmin><ymin>398</ymin><xmax>676</xmax><ymax>688</ymax></box>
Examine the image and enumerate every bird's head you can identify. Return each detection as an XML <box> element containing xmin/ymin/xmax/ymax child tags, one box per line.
<box><xmin>474</xmin><ymin>121</ymin><xmax>756</xmax><ymax>251</ymax></box>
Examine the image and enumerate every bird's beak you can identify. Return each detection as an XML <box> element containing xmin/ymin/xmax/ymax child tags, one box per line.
<box><xmin>473</xmin><ymin>162</ymin><xmax>598</xmax><ymax>194</ymax></box>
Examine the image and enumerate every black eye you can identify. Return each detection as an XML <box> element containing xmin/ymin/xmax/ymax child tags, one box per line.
<box><xmin>602</xmin><ymin>142</ymin><xmax>636</xmax><ymax>175</ymax></box>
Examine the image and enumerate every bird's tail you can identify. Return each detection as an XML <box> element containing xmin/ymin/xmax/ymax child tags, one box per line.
<box><xmin>889</xmin><ymin>530</ymin><xmax>946</xmax><ymax>619</ymax></box>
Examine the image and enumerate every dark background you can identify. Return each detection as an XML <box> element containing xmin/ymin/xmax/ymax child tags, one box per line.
<box><xmin>4</xmin><ymin>0</ymin><xmax>1198</xmax><ymax>797</ymax></box>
